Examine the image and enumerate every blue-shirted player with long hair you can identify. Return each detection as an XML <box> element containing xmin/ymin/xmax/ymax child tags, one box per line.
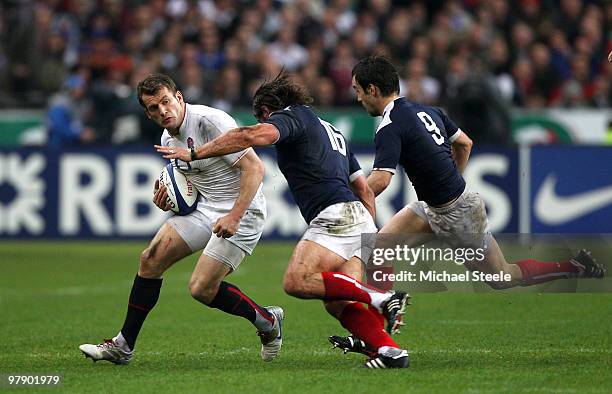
<box><xmin>157</xmin><ymin>73</ymin><xmax>411</xmax><ymax>369</ymax></box>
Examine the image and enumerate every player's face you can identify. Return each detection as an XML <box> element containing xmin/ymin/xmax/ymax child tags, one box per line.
<box><xmin>142</xmin><ymin>87</ymin><xmax>185</xmax><ymax>130</ymax></box>
<box><xmin>352</xmin><ymin>76</ymin><xmax>380</xmax><ymax>116</ymax></box>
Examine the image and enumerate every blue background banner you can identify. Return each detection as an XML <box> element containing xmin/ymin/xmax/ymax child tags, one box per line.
<box><xmin>529</xmin><ymin>146</ymin><xmax>612</xmax><ymax>233</ymax></box>
<box><xmin>0</xmin><ymin>146</ymin><xmax>610</xmax><ymax>239</ymax></box>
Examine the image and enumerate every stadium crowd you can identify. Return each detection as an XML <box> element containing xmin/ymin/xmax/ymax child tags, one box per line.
<box><xmin>0</xmin><ymin>0</ymin><xmax>610</xmax><ymax>144</ymax></box>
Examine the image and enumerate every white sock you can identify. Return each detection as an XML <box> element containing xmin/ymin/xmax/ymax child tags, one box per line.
<box><xmin>113</xmin><ymin>332</ymin><xmax>131</xmax><ymax>351</ymax></box>
<box><xmin>254</xmin><ymin>310</ymin><xmax>274</xmax><ymax>332</ymax></box>
<box><xmin>369</xmin><ymin>291</ymin><xmax>393</xmax><ymax>311</ymax></box>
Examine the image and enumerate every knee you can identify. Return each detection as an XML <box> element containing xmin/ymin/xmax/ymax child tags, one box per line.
<box><xmin>139</xmin><ymin>248</ymin><xmax>164</xmax><ymax>278</ymax></box>
<box><xmin>189</xmin><ymin>278</ymin><xmax>219</xmax><ymax>305</ymax></box>
<box><xmin>283</xmin><ymin>273</ymin><xmax>307</xmax><ymax>298</ymax></box>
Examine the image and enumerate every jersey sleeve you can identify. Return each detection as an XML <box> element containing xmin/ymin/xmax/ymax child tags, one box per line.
<box><xmin>207</xmin><ymin>111</ymin><xmax>250</xmax><ymax>166</ymax></box>
<box><xmin>265</xmin><ymin>110</ymin><xmax>304</xmax><ymax>144</ymax></box>
<box><xmin>348</xmin><ymin>149</ymin><xmax>364</xmax><ymax>183</ymax></box>
<box><xmin>373</xmin><ymin>125</ymin><xmax>402</xmax><ymax>174</ymax></box>
<box><xmin>438</xmin><ymin>108</ymin><xmax>462</xmax><ymax>143</ymax></box>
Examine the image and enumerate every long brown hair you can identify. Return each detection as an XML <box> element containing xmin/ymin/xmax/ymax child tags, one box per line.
<box><xmin>252</xmin><ymin>73</ymin><xmax>313</xmax><ymax>115</ymax></box>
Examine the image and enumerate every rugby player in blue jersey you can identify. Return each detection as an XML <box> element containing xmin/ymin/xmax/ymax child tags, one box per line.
<box><xmin>157</xmin><ymin>74</ymin><xmax>410</xmax><ymax>369</ymax></box>
<box><xmin>328</xmin><ymin>55</ymin><xmax>605</xmax><ymax>357</ymax></box>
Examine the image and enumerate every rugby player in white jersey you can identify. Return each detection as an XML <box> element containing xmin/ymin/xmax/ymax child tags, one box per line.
<box><xmin>79</xmin><ymin>74</ymin><xmax>283</xmax><ymax>364</ymax></box>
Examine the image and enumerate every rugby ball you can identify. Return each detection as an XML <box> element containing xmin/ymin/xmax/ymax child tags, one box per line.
<box><xmin>158</xmin><ymin>163</ymin><xmax>199</xmax><ymax>215</ymax></box>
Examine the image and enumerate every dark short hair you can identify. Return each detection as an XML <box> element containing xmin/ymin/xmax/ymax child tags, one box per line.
<box><xmin>137</xmin><ymin>73</ymin><xmax>178</xmax><ymax>108</ymax></box>
<box><xmin>253</xmin><ymin>72</ymin><xmax>313</xmax><ymax>116</ymax></box>
<box><xmin>352</xmin><ymin>55</ymin><xmax>400</xmax><ymax>96</ymax></box>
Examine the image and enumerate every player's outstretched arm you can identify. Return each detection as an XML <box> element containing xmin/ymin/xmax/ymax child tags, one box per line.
<box><xmin>350</xmin><ymin>175</ymin><xmax>376</xmax><ymax>221</ymax></box>
<box><xmin>451</xmin><ymin>131</ymin><xmax>473</xmax><ymax>174</ymax></box>
<box><xmin>213</xmin><ymin>149</ymin><xmax>265</xmax><ymax>238</ymax></box>
<box><xmin>367</xmin><ymin>170</ymin><xmax>393</xmax><ymax>197</ymax></box>
<box><xmin>155</xmin><ymin>123</ymin><xmax>280</xmax><ymax>161</ymax></box>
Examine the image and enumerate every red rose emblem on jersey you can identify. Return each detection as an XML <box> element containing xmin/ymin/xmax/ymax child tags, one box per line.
<box><xmin>187</xmin><ymin>137</ymin><xmax>194</xmax><ymax>148</ymax></box>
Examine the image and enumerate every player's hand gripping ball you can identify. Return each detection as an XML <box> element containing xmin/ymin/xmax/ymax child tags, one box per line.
<box><xmin>158</xmin><ymin>163</ymin><xmax>199</xmax><ymax>215</ymax></box>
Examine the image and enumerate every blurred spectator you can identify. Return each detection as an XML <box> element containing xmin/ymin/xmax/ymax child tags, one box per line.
<box><xmin>36</xmin><ymin>31</ymin><xmax>69</xmax><ymax>95</ymax></box>
<box><xmin>529</xmin><ymin>42</ymin><xmax>560</xmax><ymax>104</ymax></box>
<box><xmin>312</xmin><ymin>77</ymin><xmax>336</xmax><ymax>108</ymax></box>
<box><xmin>210</xmin><ymin>64</ymin><xmax>247</xmax><ymax>112</ymax></box>
<box><xmin>410</xmin><ymin>36</ymin><xmax>432</xmax><ymax>63</ymax></box>
<box><xmin>548</xmin><ymin>29</ymin><xmax>573</xmax><ymax>80</ymax></box>
<box><xmin>295</xmin><ymin>0</ymin><xmax>324</xmax><ymax>47</ymax></box>
<box><xmin>443</xmin><ymin>55</ymin><xmax>469</xmax><ymax>104</ymax></box>
<box><xmin>197</xmin><ymin>23</ymin><xmax>225</xmax><ymax>71</ymax></box>
<box><xmin>445</xmin><ymin>0</ymin><xmax>473</xmax><ymax>33</ymax></box>
<box><xmin>200</xmin><ymin>0</ymin><xmax>238</xmax><ymax>33</ymax></box>
<box><xmin>331</xmin><ymin>0</ymin><xmax>357</xmax><ymax>37</ymax></box>
<box><xmin>517</xmin><ymin>0</ymin><xmax>541</xmax><ymax>28</ymax></box>
<box><xmin>87</xmin><ymin>56</ymin><xmax>133</xmax><ymax>143</ymax></box>
<box><xmin>383</xmin><ymin>9</ymin><xmax>412</xmax><ymax>63</ymax></box>
<box><xmin>178</xmin><ymin>61</ymin><xmax>205</xmax><ymax>103</ymax></box>
<box><xmin>46</xmin><ymin>73</ymin><xmax>95</xmax><ymax>148</ymax></box>
<box><xmin>557</xmin><ymin>55</ymin><xmax>593</xmax><ymax>107</ymax></box>
<box><xmin>590</xmin><ymin>75</ymin><xmax>610</xmax><ymax>108</ymax></box>
<box><xmin>400</xmin><ymin>58</ymin><xmax>440</xmax><ymax>105</ymax></box>
<box><xmin>447</xmin><ymin>72</ymin><xmax>512</xmax><ymax>145</ymax></box>
<box><xmin>487</xmin><ymin>36</ymin><xmax>514</xmax><ymax>101</ymax></box>
<box><xmin>7</xmin><ymin>2</ymin><xmax>51</xmax><ymax>106</ymax></box>
<box><xmin>510</xmin><ymin>22</ymin><xmax>534</xmax><ymax>62</ymax></box>
<box><xmin>428</xmin><ymin>27</ymin><xmax>451</xmax><ymax>80</ymax></box>
<box><xmin>266</xmin><ymin>27</ymin><xmax>308</xmax><ymax>72</ymax></box>
<box><xmin>350</xmin><ymin>24</ymin><xmax>377</xmax><ymax>60</ymax></box>
<box><xmin>158</xmin><ymin>23</ymin><xmax>182</xmax><ymax>73</ymax></box>
<box><xmin>555</xmin><ymin>0</ymin><xmax>583</xmax><ymax>42</ymax></box>
<box><xmin>487</xmin><ymin>0</ymin><xmax>513</xmax><ymax>34</ymax></box>
<box><xmin>328</xmin><ymin>40</ymin><xmax>356</xmax><ymax>105</ymax></box>
<box><xmin>511</xmin><ymin>58</ymin><xmax>534</xmax><ymax>106</ymax></box>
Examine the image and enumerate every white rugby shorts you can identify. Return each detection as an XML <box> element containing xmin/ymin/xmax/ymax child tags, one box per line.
<box><xmin>406</xmin><ymin>189</ymin><xmax>492</xmax><ymax>251</ymax></box>
<box><xmin>167</xmin><ymin>192</ymin><xmax>266</xmax><ymax>270</ymax></box>
<box><xmin>301</xmin><ymin>201</ymin><xmax>378</xmax><ymax>261</ymax></box>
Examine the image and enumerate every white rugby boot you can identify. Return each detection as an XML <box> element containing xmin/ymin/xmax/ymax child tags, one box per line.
<box><xmin>79</xmin><ymin>333</ymin><xmax>133</xmax><ymax>365</ymax></box>
<box><xmin>257</xmin><ymin>306</ymin><xmax>284</xmax><ymax>362</ymax></box>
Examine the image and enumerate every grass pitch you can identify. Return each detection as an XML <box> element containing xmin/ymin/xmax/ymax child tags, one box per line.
<box><xmin>1</xmin><ymin>241</ymin><xmax>611</xmax><ymax>393</ymax></box>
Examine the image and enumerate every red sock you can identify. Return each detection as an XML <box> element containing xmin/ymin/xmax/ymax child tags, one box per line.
<box><xmin>339</xmin><ymin>303</ymin><xmax>398</xmax><ymax>350</ymax></box>
<box><xmin>321</xmin><ymin>272</ymin><xmax>387</xmax><ymax>305</ymax></box>
<box><xmin>368</xmin><ymin>304</ymin><xmax>386</xmax><ymax>327</ymax></box>
<box><xmin>366</xmin><ymin>265</ymin><xmax>394</xmax><ymax>291</ymax></box>
<box><xmin>516</xmin><ymin>259</ymin><xmax>579</xmax><ymax>285</ymax></box>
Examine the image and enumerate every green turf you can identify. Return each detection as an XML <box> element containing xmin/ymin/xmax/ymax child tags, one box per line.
<box><xmin>0</xmin><ymin>241</ymin><xmax>610</xmax><ymax>393</ymax></box>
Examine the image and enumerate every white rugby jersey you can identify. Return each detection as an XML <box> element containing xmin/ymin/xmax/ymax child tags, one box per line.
<box><xmin>161</xmin><ymin>103</ymin><xmax>264</xmax><ymax>207</ymax></box>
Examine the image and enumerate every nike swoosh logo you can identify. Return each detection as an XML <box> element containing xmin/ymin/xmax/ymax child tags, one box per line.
<box><xmin>535</xmin><ymin>174</ymin><xmax>612</xmax><ymax>225</ymax></box>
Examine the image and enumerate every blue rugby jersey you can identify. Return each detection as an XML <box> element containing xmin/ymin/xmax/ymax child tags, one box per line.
<box><xmin>373</xmin><ymin>97</ymin><xmax>465</xmax><ymax>206</ymax></box>
<box><xmin>265</xmin><ymin>105</ymin><xmax>361</xmax><ymax>223</ymax></box>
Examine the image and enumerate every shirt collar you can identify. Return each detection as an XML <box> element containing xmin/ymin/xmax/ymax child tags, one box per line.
<box><xmin>382</xmin><ymin>96</ymin><xmax>403</xmax><ymax>117</ymax></box>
